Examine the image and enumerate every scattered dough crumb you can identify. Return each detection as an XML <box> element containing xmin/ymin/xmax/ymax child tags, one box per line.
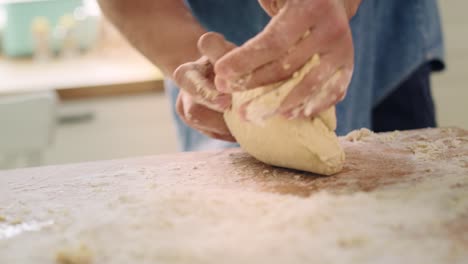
<box><xmin>337</xmin><ymin>236</ymin><xmax>368</xmax><ymax>248</ymax></box>
<box><xmin>0</xmin><ymin>216</ymin><xmax>5</xmax><ymax>222</ymax></box>
<box><xmin>344</xmin><ymin>128</ymin><xmax>374</xmax><ymax>142</ymax></box>
<box><xmin>56</xmin><ymin>244</ymin><xmax>93</xmax><ymax>264</ymax></box>
<box><xmin>411</xmin><ymin>139</ymin><xmax>447</xmax><ymax>158</ymax></box>
<box><xmin>378</xmin><ymin>130</ymin><xmax>401</xmax><ymax>143</ymax></box>
<box><xmin>11</xmin><ymin>219</ymin><xmax>22</xmax><ymax>225</ymax></box>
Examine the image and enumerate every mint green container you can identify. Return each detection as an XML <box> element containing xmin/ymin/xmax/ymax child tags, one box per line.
<box><xmin>1</xmin><ymin>0</ymin><xmax>83</xmax><ymax>57</ymax></box>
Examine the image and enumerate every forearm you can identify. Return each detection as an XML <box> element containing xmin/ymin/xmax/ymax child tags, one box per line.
<box><xmin>98</xmin><ymin>0</ymin><xmax>206</xmax><ymax>77</ymax></box>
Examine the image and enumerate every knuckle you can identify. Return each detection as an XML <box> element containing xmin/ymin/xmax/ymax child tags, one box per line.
<box><xmin>306</xmin><ymin>0</ymin><xmax>333</xmax><ymax>15</ymax></box>
<box><xmin>173</xmin><ymin>63</ymin><xmax>190</xmax><ymax>85</ymax></box>
<box><xmin>262</xmin><ymin>30</ymin><xmax>289</xmax><ymax>53</ymax></box>
<box><xmin>185</xmin><ymin>103</ymin><xmax>201</xmax><ymax>119</ymax></box>
<box><xmin>327</xmin><ymin>17</ymin><xmax>349</xmax><ymax>41</ymax></box>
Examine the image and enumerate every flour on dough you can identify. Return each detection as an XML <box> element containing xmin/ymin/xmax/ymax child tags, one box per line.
<box><xmin>224</xmin><ymin>55</ymin><xmax>345</xmax><ymax>175</ymax></box>
<box><xmin>344</xmin><ymin>128</ymin><xmax>374</xmax><ymax>142</ymax></box>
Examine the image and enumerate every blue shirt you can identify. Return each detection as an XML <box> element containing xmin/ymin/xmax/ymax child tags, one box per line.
<box><xmin>167</xmin><ymin>0</ymin><xmax>444</xmax><ymax>151</ymax></box>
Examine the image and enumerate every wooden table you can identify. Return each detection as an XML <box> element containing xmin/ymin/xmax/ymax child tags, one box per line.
<box><xmin>0</xmin><ymin>128</ymin><xmax>467</xmax><ymax>263</ymax></box>
<box><xmin>0</xmin><ymin>46</ymin><xmax>164</xmax><ymax>100</ymax></box>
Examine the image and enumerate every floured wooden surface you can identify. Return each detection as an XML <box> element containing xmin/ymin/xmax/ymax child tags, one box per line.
<box><xmin>0</xmin><ymin>128</ymin><xmax>467</xmax><ymax>264</ymax></box>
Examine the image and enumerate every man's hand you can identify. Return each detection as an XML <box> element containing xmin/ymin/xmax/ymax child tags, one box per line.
<box><xmin>173</xmin><ymin>33</ymin><xmax>238</xmax><ymax>142</ymax></box>
<box><xmin>214</xmin><ymin>0</ymin><xmax>361</xmax><ymax>120</ymax></box>
<box><xmin>176</xmin><ymin>90</ymin><xmax>235</xmax><ymax>142</ymax></box>
<box><xmin>174</xmin><ymin>56</ymin><xmax>231</xmax><ymax>113</ymax></box>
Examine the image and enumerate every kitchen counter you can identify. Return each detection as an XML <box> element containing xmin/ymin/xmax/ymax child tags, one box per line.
<box><xmin>0</xmin><ymin>45</ymin><xmax>164</xmax><ymax>100</ymax></box>
<box><xmin>0</xmin><ymin>127</ymin><xmax>467</xmax><ymax>263</ymax></box>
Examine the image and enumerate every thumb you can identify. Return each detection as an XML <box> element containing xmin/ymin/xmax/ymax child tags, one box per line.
<box><xmin>198</xmin><ymin>32</ymin><xmax>237</xmax><ymax>64</ymax></box>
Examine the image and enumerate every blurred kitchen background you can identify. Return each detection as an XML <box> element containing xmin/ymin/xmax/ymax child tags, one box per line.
<box><xmin>0</xmin><ymin>0</ymin><xmax>466</xmax><ymax>170</ymax></box>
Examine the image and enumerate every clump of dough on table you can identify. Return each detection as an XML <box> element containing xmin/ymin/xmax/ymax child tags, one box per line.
<box><xmin>224</xmin><ymin>55</ymin><xmax>345</xmax><ymax>175</ymax></box>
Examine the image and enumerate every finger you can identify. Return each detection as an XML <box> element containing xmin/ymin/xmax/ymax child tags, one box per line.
<box><xmin>241</xmin><ymin>12</ymin><xmax>350</xmax><ymax>89</ymax></box>
<box><xmin>259</xmin><ymin>0</ymin><xmax>287</xmax><ymax>16</ymax></box>
<box><xmin>176</xmin><ymin>92</ymin><xmax>234</xmax><ymax>138</ymax></box>
<box><xmin>203</xmin><ymin>131</ymin><xmax>237</xmax><ymax>142</ymax></box>
<box><xmin>173</xmin><ymin>58</ymin><xmax>212</xmax><ymax>95</ymax></box>
<box><xmin>280</xmin><ymin>64</ymin><xmax>352</xmax><ymax>120</ymax></box>
<box><xmin>234</xmin><ymin>54</ymin><xmax>320</xmax><ymax>123</ymax></box>
<box><xmin>300</xmin><ymin>67</ymin><xmax>352</xmax><ymax>117</ymax></box>
<box><xmin>198</xmin><ymin>32</ymin><xmax>237</xmax><ymax>94</ymax></box>
<box><xmin>173</xmin><ymin>58</ymin><xmax>231</xmax><ymax>112</ymax></box>
<box><xmin>198</xmin><ymin>32</ymin><xmax>237</xmax><ymax>64</ymax></box>
<box><xmin>214</xmin><ymin>0</ymin><xmax>336</xmax><ymax>83</ymax></box>
<box><xmin>238</xmin><ymin>27</ymin><xmax>353</xmax><ymax>122</ymax></box>
<box><xmin>281</xmin><ymin>67</ymin><xmax>350</xmax><ymax>120</ymax></box>
<box><xmin>176</xmin><ymin>93</ymin><xmax>231</xmax><ymax>140</ymax></box>
<box><xmin>276</xmin><ymin>28</ymin><xmax>353</xmax><ymax>115</ymax></box>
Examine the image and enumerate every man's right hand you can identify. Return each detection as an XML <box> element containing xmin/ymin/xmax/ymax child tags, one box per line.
<box><xmin>173</xmin><ymin>33</ymin><xmax>238</xmax><ymax>142</ymax></box>
<box><xmin>175</xmin><ymin>90</ymin><xmax>236</xmax><ymax>142</ymax></box>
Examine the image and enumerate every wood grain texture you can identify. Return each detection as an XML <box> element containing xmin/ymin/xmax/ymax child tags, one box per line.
<box><xmin>57</xmin><ymin>80</ymin><xmax>164</xmax><ymax>101</ymax></box>
<box><xmin>0</xmin><ymin>128</ymin><xmax>467</xmax><ymax>263</ymax></box>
